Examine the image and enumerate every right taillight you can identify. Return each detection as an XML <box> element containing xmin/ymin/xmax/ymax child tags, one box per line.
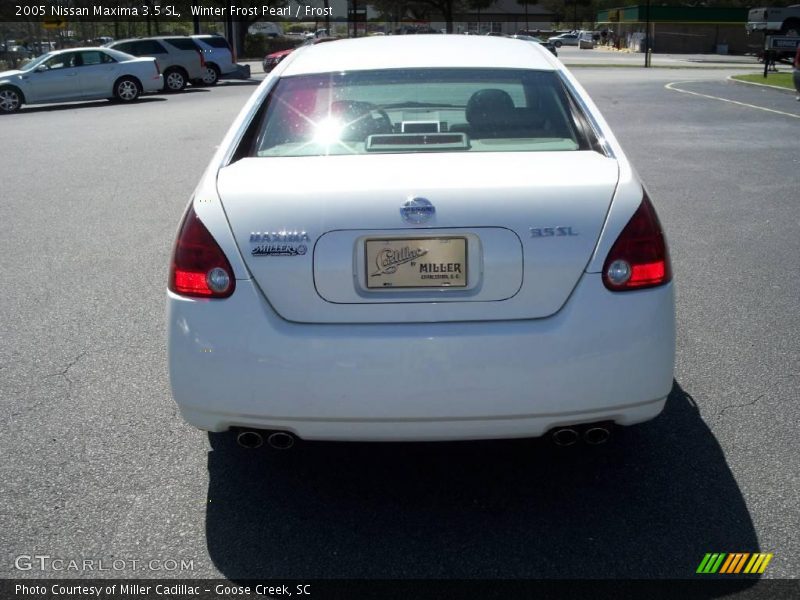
<box><xmin>169</xmin><ymin>206</ymin><xmax>235</xmax><ymax>298</ymax></box>
<box><xmin>602</xmin><ymin>193</ymin><xmax>672</xmax><ymax>291</ymax></box>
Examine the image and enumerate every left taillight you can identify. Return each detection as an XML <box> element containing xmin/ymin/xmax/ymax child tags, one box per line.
<box><xmin>169</xmin><ymin>206</ymin><xmax>235</xmax><ymax>298</ymax></box>
<box><xmin>602</xmin><ymin>192</ymin><xmax>672</xmax><ymax>291</ymax></box>
<box><xmin>196</xmin><ymin>48</ymin><xmax>206</xmax><ymax>68</ymax></box>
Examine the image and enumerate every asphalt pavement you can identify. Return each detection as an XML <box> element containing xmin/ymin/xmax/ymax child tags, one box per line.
<box><xmin>0</xmin><ymin>61</ymin><xmax>798</xmax><ymax>590</ymax></box>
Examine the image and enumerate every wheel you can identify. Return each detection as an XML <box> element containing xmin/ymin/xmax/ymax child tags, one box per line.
<box><xmin>163</xmin><ymin>68</ymin><xmax>187</xmax><ymax>92</ymax></box>
<box><xmin>0</xmin><ymin>87</ymin><xmax>22</xmax><ymax>113</ymax></box>
<box><xmin>553</xmin><ymin>41</ymin><xmax>562</xmax><ymax>48</ymax></box>
<box><xmin>201</xmin><ymin>64</ymin><xmax>220</xmax><ymax>86</ymax></box>
<box><xmin>113</xmin><ymin>77</ymin><xmax>140</xmax><ymax>102</ymax></box>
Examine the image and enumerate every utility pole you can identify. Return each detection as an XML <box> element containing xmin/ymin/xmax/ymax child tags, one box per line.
<box><xmin>644</xmin><ymin>0</ymin><xmax>651</xmax><ymax>67</ymax></box>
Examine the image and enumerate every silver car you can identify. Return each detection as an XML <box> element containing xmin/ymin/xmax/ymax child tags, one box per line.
<box><xmin>548</xmin><ymin>33</ymin><xmax>580</xmax><ymax>48</ymax></box>
<box><xmin>0</xmin><ymin>48</ymin><xmax>162</xmax><ymax>113</ymax></box>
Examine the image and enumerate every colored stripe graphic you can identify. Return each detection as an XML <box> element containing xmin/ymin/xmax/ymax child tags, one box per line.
<box><xmin>720</xmin><ymin>553</ymin><xmax>748</xmax><ymax>573</ymax></box>
<box><xmin>697</xmin><ymin>553</ymin><xmax>726</xmax><ymax>573</ymax></box>
<box><xmin>733</xmin><ymin>553</ymin><xmax>750</xmax><ymax>574</ymax></box>
<box><xmin>698</xmin><ymin>553</ymin><xmax>773</xmax><ymax>574</ymax></box>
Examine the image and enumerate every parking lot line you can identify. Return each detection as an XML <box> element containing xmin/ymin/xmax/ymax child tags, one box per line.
<box><xmin>665</xmin><ymin>80</ymin><xmax>800</xmax><ymax>120</ymax></box>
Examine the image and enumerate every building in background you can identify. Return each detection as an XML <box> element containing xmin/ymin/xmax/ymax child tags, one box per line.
<box><xmin>596</xmin><ymin>6</ymin><xmax>751</xmax><ymax>54</ymax></box>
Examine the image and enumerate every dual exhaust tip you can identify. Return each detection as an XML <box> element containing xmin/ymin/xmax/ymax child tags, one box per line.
<box><xmin>551</xmin><ymin>424</ymin><xmax>612</xmax><ymax>446</ymax></box>
<box><xmin>236</xmin><ymin>430</ymin><xmax>296</xmax><ymax>450</ymax></box>
<box><xmin>236</xmin><ymin>425</ymin><xmax>610</xmax><ymax>449</ymax></box>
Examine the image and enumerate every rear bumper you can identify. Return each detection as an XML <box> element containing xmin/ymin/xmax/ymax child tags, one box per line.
<box><xmin>167</xmin><ymin>274</ymin><xmax>675</xmax><ymax>441</ymax></box>
<box><xmin>142</xmin><ymin>75</ymin><xmax>163</xmax><ymax>94</ymax></box>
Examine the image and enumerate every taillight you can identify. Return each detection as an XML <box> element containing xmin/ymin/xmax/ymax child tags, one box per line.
<box><xmin>602</xmin><ymin>193</ymin><xmax>671</xmax><ymax>291</ymax></box>
<box><xmin>154</xmin><ymin>59</ymin><xmax>160</xmax><ymax>77</ymax></box>
<box><xmin>169</xmin><ymin>206</ymin><xmax>235</xmax><ymax>298</ymax></box>
<box><xmin>196</xmin><ymin>48</ymin><xmax>205</xmax><ymax>68</ymax></box>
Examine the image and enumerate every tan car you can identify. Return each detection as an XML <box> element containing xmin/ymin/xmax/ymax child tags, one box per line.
<box><xmin>106</xmin><ymin>37</ymin><xmax>205</xmax><ymax>92</ymax></box>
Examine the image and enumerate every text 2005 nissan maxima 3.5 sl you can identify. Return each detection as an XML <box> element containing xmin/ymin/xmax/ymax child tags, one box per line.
<box><xmin>167</xmin><ymin>36</ymin><xmax>674</xmax><ymax>447</ymax></box>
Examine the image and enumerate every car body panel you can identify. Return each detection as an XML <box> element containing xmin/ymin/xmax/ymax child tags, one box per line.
<box><xmin>168</xmin><ymin>275</ymin><xmax>675</xmax><ymax>439</ymax></box>
<box><xmin>191</xmin><ymin>34</ymin><xmax>237</xmax><ymax>74</ymax></box>
<box><xmin>217</xmin><ymin>151</ymin><xmax>619</xmax><ymax>323</ymax></box>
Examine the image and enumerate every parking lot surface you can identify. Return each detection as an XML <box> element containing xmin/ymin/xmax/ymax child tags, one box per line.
<box><xmin>1</xmin><ymin>65</ymin><xmax>798</xmax><ymax>585</ymax></box>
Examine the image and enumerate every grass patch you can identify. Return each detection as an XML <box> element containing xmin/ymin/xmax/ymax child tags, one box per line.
<box><xmin>731</xmin><ymin>72</ymin><xmax>795</xmax><ymax>90</ymax></box>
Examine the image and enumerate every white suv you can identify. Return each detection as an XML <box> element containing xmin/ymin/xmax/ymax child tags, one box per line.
<box><xmin>107</xmin><ymin>37</ymin><xmax>205</xmax><ymax>91</ymax></box>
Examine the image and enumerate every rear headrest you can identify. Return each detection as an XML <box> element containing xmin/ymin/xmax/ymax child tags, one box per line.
<box><xmin>465</xmin><ymin>89</ymin><xmax>515</xmax><ymax>128</ymax></box>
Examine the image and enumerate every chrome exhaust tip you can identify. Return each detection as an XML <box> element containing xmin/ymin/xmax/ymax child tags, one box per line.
<box><xmin>267</xmin><ymin>431</ymin><xmax>296</xmax><ymax>450</ymax></box>
<box><xmin>583</xmin><ymin>426</ymin><xmax>611</xmax><ymax>445</ymax></box>
<box><xmin>551</xmin><ymin>427</ymin><xmax>579</xmax><ymax>446</ymax></box>
<box><xmin>236</xmin><ymin>430</ymin><xmax>264</xmax><ymax>449</ymax></box>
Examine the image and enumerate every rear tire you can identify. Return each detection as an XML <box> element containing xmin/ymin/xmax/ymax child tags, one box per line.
<box><xmin>0</xmin><ymin>87</ymin><xmax>22</xmax><ymax>113</ymax></box>
<box><xmin>200</xmin><ymin>64</ymin><xmax>220</xmax><ymax>86</ymax></box>
<box><xmin>163</xmin><ymin>68</ymin><xmax>187</xmax><ymax>92</ymax></box>
<box><xmin>113</xmin><ymin>77</ymin><xmax>141</xmax><ymax>102</ymax></box>
<box><xmin>554</xmin><ymin>41</ymin><xmax>562</xmax><ymax>48</ymax></box>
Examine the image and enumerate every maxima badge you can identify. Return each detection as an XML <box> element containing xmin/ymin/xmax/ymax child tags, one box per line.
<box><xmin>401</xmin><ymin>197</ymin><xmax>435</xmax><ymax>224</ymax></box>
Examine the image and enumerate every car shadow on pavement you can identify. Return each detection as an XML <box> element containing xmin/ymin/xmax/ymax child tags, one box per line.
<box><xmin>217</xmin><ymin>80</ymin><xmax>261</xmax><ymax>87</ymax></box>
<box><xmin>205</xmin><ymin>381</ymin><xmax>759</xmax><ymax>588</ymax></box>
<box><xmin>17</xmin><ymin>97</ymin><xmax>166</xmax><ymax>114</ymax></box>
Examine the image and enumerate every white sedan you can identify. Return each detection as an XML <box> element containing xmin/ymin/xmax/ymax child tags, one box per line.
<box><xmin>167</xmin><ymin>36</ymin><xmax>674</xmax><ymax>449</ymax></box>
<box><xmin>0</xmin><ymin>48</ymin><xmax>162</xmax><ymax>113</ymax></box>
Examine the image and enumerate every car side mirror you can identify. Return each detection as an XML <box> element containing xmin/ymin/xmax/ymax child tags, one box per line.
<box><xmin>35</xmin><ymin>64</ymin><xmax>48</xmax><ymax>72</ymax></box>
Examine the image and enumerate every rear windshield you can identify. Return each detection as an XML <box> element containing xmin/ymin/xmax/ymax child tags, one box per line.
<box><xmin>248</xmin><ymin>68</ymin><xmax>591</xmax><ymax>157</ymax></box>
<box><xmin>199</xmin><ymin>36</ymin><xmax>231</xmax><ymax>50</ymax></box>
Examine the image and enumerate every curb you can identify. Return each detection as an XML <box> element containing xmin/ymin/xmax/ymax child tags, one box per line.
<box><xmin>727</xmin><ymin>75</ymin><xmax>798</xmax><ymax>94</ymax></box>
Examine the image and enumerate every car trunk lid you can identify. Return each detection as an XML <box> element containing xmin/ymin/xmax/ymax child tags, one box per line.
<box><xmin>217</xmin><ymin>151</ymin><xmax>618</xmax><ymax>323</ymax></box>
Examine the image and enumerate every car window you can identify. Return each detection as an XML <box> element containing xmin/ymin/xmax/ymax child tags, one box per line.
<box><xmin>134</xmin><ymin>40</ymin><xmax>167</xmax><ymax>55</ymax></box>
<box><xmin>79</xmin><ymin>51</ymin><xmax>113</xmax><ymax>66</ymax></box>
<box><xmin>250</xmin><ymin>68</ymin><xmax>585</xmax><ymax>157</ymax></box>
<box><xmin>114</xmin><ymin>42</ymin><xmax>135</xmax><ymax>54</ymax></box>
<box><xmin>43</xmin><ymin>53</ymin><xmax>77</xmax><ymax>70</ymax></box>
<box><xmin>198</xmin><ymin>36</ymin><xmax>231</xmax><ymax>50</ymax></box>
<box><xmin>164</xmin><ymin>38</ymin><xmax>199</xmax><ymax>51</ymax></box>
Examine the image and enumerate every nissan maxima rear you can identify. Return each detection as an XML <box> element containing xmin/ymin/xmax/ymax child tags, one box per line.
<box><xmin>167</xmin><ymin>36</ymin><xmax>674</xmax><ymax>446</ymax></box>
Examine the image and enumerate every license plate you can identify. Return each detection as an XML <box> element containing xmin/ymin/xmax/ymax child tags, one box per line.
<box><xmin>366</xmin><ymin>237</ymin><xmax>467</xmax><ymax>289</ymax></box>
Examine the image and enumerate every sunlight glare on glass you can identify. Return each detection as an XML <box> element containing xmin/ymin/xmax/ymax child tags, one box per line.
<box><xmin>313</xmin><ymin>117</ymin><xmax>344</xmax><ymax>145</ymax></box>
